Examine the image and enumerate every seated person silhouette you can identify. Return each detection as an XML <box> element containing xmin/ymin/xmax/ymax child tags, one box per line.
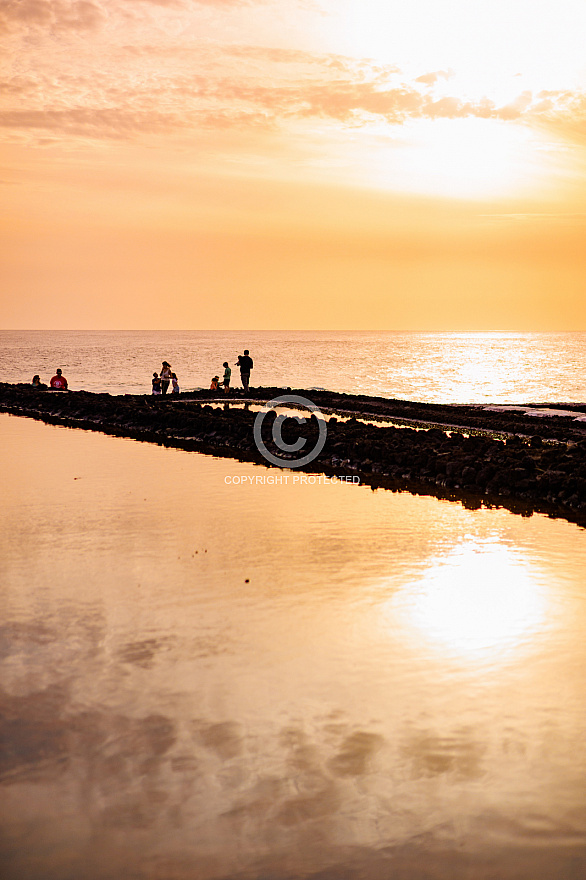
<box><xmin>49</xmin><ymin>369</ymin><xmax>68</xmax><ymax>390</ymax></box>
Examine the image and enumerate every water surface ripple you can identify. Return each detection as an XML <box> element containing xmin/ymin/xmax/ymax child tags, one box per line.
<box><xmin>1</xmin><ymin>414</ymin><xmax>586</xmax><ymax>878</ymax></box>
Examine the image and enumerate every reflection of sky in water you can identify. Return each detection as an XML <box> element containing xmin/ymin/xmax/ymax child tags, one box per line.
<box><xmin>1</xmin><ymin>414</ymin><xmax>586</xmax><ymax>880</ymax></box>
<box><xmin>386</xmin><ymin>540</ymin><xmax>550</xmax><ymax>664</ymax></box>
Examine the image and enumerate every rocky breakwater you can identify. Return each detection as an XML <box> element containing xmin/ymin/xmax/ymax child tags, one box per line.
<box><xmin>1</xmin><ymin>383</ymin><xmax>585</xmax><ymax>525</ymax></box>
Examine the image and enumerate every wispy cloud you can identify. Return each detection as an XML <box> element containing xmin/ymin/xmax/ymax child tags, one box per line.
<box><xmin>3</xmin><ymin>59</ymin><xmax>586</xmax><ymax>143</ymax></box>
<box><xmin>0</xmin><ymin>0</ymin><xmax>105</xmax><ymax>33</ymax></box>
<box><xmin>2</xmin><ymin>0</ymin><xmax>586</xmax><ymax>150</ymax></box>
<box><xmin>133</xmin><ymin>0</ymin><xmax>265</xmax><ymax>6</ymax></box>
<box><xmin>0</xmin><ymin>107</ymin><xmax>181</xmax><ymax>138</ymax></box>
<box><xmin>415</xmin><ymin>69</ymin><xmax>454</xmax><ymax>87</ymax></box>
<box><xmin>0</xmin><ymin>0</ymin><xmax>272</xmax><ymax>36</ymax></box>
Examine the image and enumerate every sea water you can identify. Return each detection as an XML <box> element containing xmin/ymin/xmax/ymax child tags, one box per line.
<box><xmin>1</xmin><ymin>329</ymin><xmax>585</xmax><ymax>402</ymax></box>
<box><xmin>1</xmin><ymin>411</ymin><xmax>586</xmax><ymax>880</ymax></box>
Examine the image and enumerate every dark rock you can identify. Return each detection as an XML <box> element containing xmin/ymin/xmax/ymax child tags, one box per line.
<box><xmin>461</xmin><ymin>466</ymin><xmax>477</xmax><ymax>484</ymax></box>
<box><xmin>2</xmin><ymin>382</ymin><xmax>585</xmax><ymax>526</ymax></box>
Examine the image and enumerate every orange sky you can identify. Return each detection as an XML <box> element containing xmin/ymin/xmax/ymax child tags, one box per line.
<box><xmin>1</xmin><ymin>0</ymin><xmax>586</xmax><ymax>330</ymax></box>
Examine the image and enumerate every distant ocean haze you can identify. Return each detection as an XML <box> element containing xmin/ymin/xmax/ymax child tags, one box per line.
<box><xmin>1</xmin><ymin>330</ymin><xmax>585</xmax><ymax>404</ymax></box>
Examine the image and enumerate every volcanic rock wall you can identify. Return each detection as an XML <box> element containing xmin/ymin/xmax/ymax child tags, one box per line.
<box><xmin>1</xmin><ymin>384</ymin><xmax>585</xmax><ymax>524</ymax></box>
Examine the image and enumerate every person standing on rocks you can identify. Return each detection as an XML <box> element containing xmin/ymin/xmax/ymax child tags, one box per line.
<box><xmin>160</xmin><ymin>361</ymin><xmax>172</xmax><ymax>395</ymax></box>
<box><xmin>222</xmin><ymin>362</ymin><xmax>231</xmax><ymax>394</ymax></box>
<box><xmin>236</xmin><ymin>350</ymin><xmax>253</xmax><ymax>395</ymax></box>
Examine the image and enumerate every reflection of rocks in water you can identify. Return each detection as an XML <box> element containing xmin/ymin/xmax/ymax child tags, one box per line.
<box><xmin>401</xmin><ymin>726</ymin><xmax>486</xmax><ymax>780</ymax></box>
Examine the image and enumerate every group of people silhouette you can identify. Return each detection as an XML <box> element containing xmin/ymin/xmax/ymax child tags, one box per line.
<box><xmin>210</xmin><ymin>351</ymin><xmax>253</xmax><ymax>395</ymax></box>
<box><xmin>152</xmin><ymin>361</ymin><xmax>179</xmax><ymax>395</ymax></box>
<box><xmin>31</xmin><ymin>350</ymin><xmax>254</xmax><ymax>396</ymax></box>
<box><xmin>32</xmin><ymin>369</ymin><xmax>68</xmax><ymax>390</ymax></box>
<box><xmin>153</xmin><ymin>350</ymin><xmax>253</xmax><ymax>396</ymax></box>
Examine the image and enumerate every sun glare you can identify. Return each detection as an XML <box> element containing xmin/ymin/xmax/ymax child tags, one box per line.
<box><xmin>385</xmin><ymin>540</ymin><xmax>550</xmax><ymax>664</ymax></box>
<box><xmin>336</xmin><ymin>0</ymin><xmax>586</xmax><ymax>95</ymax></box>
<box><xmin>361</xmin><ymin>118</ymin><xmax>548</xmax><ymax>199</ymax></box>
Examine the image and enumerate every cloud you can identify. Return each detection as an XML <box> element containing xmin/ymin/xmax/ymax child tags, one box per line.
<box><xmin>224</xmin><ymin>46</ymin><xmax>344</xmax><ymax>65</ymax></box>
<box><xmin>199</xmin><ymin>110</ymin><xmax>274</xmax><ymax>129</ymax></box>
<box><xmin>0</xmin><ymin>0</ymin><xmax>105</xmax><ymax>32</ymax></box>
<box><xmin>202</xmin><ymin>79</ymin><xmax>507</xmax><ymax>127</ymax></box>
<box><xmin>4</xmin><ymin>72</ymin><xmax>583</xmax><ymax>143</ymax></box>
<box><xmin>495</xmin><ymin>90</ymin><xmax>533</xmax><ymax>121</ymax></box>
<box><xmin>3</xmin><ymin>23</ymin><xmax>586</xmax><ymax>148</ymax></box>
<box><xmin>0</xmin><ymin>107</ymin><xmax>180</xmax><ymax>138</ymax></box>
<box><xmin>0</xmin><ymin>0</ymin><xmax>267</xmax><ymax>35</ymax></box>
<box><xmin>128</xmin><ymin>0</ymin><xmax>266</xmax><ymax>6</ymax></box>
<box><xmin>415</xmin><ymin>69</ymin><xmax>454</xmax><ymax>87</ymax></box>
<box><xmin>130</xmin><ymin>0</ymin><xmax>186</xmax><ymax>6</ymax></box>
<box><xmin>214</xmin><ymin>75</ymin><xmax>586</xmax><ymax>137</ymax></box>
<box><xmin>293</xmin><ymin>82</ymin><xmax>424</xmax><ymax>122</ymax></box>
<box><xmin>519</xmin><ymin>90</ymin><xmax>586</xmax><ymax>146</ymax></box>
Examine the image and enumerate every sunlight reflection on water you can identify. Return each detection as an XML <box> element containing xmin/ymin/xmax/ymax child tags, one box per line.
<box><xmin>1</xmin><ymin>414</ymin><xmax>586</xmax><ymax>880</ymax></box>
<box><xmin>384</xmin><ymin>540</ymin><xmax>551</xmax><ymax>665</ymax></box>
<box><xmin>1</xmin><ymin>329</ymin><xmax>585</xmax><ymax>402</ymax></box>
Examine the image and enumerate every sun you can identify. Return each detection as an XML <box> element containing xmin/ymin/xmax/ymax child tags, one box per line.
<box><xmin>315</xmin><ymin>0</ymin><xmax>585</xmax><ymax>200</ymax></box>
<box><xmin>333</xmin><ymin>0</ymin><xmax>586</xmax><ymax>97</ymax></box>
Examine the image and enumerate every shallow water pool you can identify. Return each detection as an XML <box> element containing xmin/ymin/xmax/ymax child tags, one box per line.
<box><xmin>1</xmin><ymin>413</ymin><xmax>586</xmax><ymax>879</ymax></box>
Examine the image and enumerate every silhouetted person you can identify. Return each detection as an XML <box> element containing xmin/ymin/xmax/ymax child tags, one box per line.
<box><xmin>160</xmin><ymin>361</ymin><xmax>172</xmax><ymax>395</ymax></box>
<box><xmin>152</xmin><ymin>372</ymin><xmax>162</xmax><ymax>394</ymax></box>
<box><xmin>171</xmin><ymin>372</ymin><xmax>180</xmax><ymax>393</ymax></box>
<box><xmin>49</xmin><ymin>369</ymin><xmax>68</xmax><ymax>390</ymax></box>
<box><xmin>222</xmin><ymin>362</ymin><xmax>231</xmax><ymax>394</ymax></box>
<box><xmin>236</xmin><ymin>350</ymin><xmax>253</xmax><ymax>394</ymax></box>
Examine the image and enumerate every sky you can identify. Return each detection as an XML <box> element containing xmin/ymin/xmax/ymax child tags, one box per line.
<box><xmin>1</xmin><ymin>0</ymin><xmax>586</xmax><ymax>330</ymax></box>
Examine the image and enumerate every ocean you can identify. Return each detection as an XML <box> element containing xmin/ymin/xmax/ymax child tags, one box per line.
<box><xmin>1</xmin><ymin>329</ymin><xmax>585</xmax><ymax>402</ymax></box>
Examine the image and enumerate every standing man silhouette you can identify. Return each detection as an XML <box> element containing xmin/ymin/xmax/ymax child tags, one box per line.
<box><xmin>236</xmin><ymin>350</ymin><xmax>253</xmax><ymax>395</ymax></box>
